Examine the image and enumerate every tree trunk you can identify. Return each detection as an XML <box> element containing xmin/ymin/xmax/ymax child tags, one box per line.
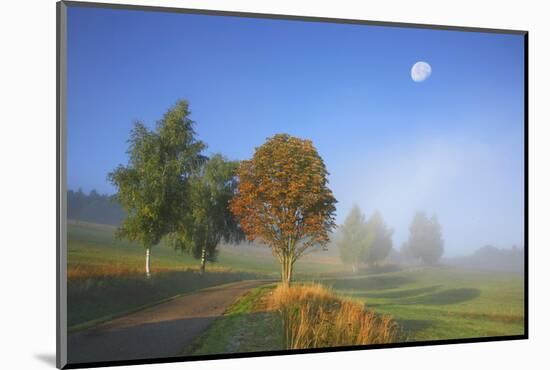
<box><xmin>145</xmin><ymin>247</ymin><xmax>151</xmax><ymax>278</ymax></box>
<box><xmin>281</xmin><ymin>260</ymin><xmax>286</xmax><ymax>286</ymax></box>
<box><xmin>280</xmin><ymin>256</ymin><xmax>293</xmax><ymax>288</ymax></box>
<box><xmin>200</xmin><ymin>247</ymin><xmax>207</xmax><ymax>274</ymax></box>
<box><xmin>286</xmin><ymin>259</ymin><xmax>293</xmax><ymax>286</ymax></box>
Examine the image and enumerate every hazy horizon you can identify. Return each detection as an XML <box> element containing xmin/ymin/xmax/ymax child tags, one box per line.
<box><xmin>67</xmin><ymin>7</ymin><xmax>525</xmax><ymax>257</ymax></box>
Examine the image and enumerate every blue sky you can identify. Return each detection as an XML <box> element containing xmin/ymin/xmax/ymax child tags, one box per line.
<box><xmin>67</xmin><ymin>6</ymin><xmax>525</xmax><ymax>256</ymax></box>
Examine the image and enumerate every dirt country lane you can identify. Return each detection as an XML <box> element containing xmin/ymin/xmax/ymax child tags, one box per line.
<box><xmin>68</xmin><ymin>280</ymin><xmax>267</xmax><ymax>364</ymax></box>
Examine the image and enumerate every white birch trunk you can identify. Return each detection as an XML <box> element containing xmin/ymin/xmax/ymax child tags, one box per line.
<box><xmin>200</xmin><ymin>247</ymin><xmax>206</xmax><ymax>274</ymax></box>
<box><xmin>145</xmin><ymin>247</ymin><xmax>151</xmax><ymax>278</ymax></box>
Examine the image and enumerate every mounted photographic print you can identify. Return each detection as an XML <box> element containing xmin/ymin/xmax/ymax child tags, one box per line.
<box><xmin>56</xmin><ymin>1</ymin><xmax>528</xmax><ymax>368</ymax></box>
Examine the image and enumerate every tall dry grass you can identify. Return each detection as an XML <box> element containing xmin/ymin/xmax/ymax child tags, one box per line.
<box><xmin>68</xmin><ymin>263</ymin><xmax>236</xmax><ymax>280</ymax></box>
<box><xmin>68</xmin><ymin>264</ymin><xmax>144</xmax><ymax>279</ymax></box>
<box><xmin>268</xmin><ymin>284</ymin><xmax>398</xmax><ymax>349</ymax></box>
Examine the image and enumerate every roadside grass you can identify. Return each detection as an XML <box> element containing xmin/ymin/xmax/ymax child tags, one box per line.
<box><xmin>187</xmin><ymin>283</ymin><xmax>398</xmax><ymax>355</ymax></box>
<box><xmin>318</xmin><ymin>266</ymin><xmax>525</xmax><ymax>341</ymax></box>
<box><xmin>185</xmin><ymin>285</ymin><xmax>283</xmax><ymax>355</ymax></box>
<box><xmin>268</xmin><ymin>283</ymin><xmax>398</xmax><ymax>349</ymax></box>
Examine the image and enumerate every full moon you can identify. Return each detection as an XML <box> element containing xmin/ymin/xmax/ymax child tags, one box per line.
<box><xmin>411</xmin><ymin>61</ymin><xmax>432</xmax><ymax>82</ymax></box>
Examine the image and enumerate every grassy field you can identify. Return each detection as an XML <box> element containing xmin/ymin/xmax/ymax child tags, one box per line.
<box><xmin>319</xmin><ymin>267</ymin><xmax>524</xmax><ymax>341</ymax></box>
<box><xmin>68</xmin><ymin>220</ymin><xmax>344</xmax><ymax>278</ymax></box>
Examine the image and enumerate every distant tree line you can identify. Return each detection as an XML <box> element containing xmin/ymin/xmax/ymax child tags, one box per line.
<box><xmin>446</xmin><ymin>245</ymin><xmax>524</xmax><ymax>273</ymax></box>
<box><xmin>337</xmin><ymin>207</ymin><xmax>444</xmax><ymax>270</ymax></box>
<box><xmin>67</xmin><ymin>189</ymin><xmax>125</xmax><ymax>226</ymax></box>
<box><xmin>335</xmin><ymin>205</ymin><xmax>522</xmax><ymax>273</ymax></box>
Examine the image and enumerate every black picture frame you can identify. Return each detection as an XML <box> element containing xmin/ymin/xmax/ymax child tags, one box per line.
<box><xmin>56</xmin><ymin>1</ymin><xmax>528</xmax><ymax>368</ymax></box>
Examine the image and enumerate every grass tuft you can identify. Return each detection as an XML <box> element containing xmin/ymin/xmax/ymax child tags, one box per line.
<box><xmin>268</xmin><ymin>283</ymin><xmax>399</xmax><ymax>349</ymax></box>
<box><xmin>67</xmin><ymin>263</ymin><xmax>235</xmax><ymax>279</ymax></box>
<box><xmin>186</xmin><ymin>285</ymin><xmax>282</xmax><ymax>355</ymax></box>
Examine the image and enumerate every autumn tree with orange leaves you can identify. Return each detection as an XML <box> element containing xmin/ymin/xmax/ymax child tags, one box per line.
<box><xmin>230</xmin><ymin>134</ymin><xmax>337</xmax><ymax>287</ymax></box>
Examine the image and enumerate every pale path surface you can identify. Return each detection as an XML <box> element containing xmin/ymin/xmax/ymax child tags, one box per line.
<box><xmin>68</xmin><ymin>280</ymin><xmax>267</xmax><ymax>365</ymax></box>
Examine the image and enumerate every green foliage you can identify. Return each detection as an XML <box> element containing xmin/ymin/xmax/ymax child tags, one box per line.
<box><xmin>406</xmin><ymin>211</ymin><xmax>444</xmax><ymax>264</ymax></box>
<box><xmin>337</xmin><ymin>205</ymin><xmax>370</xmax><ymax>271</ymax></box>
<box><xmin>107</xmin><ymin>100</ymin><xmax>206</xmax><ymax>273</ymax></box>
<box><xmin>360</xmin><ymin>210</ymin><xmax>393</xmax><ymax>266</ymax></box>
<box><xmin>168</xmin><ymin>154</ymin><xmax>244</xmax><ymax>271</ymax></box>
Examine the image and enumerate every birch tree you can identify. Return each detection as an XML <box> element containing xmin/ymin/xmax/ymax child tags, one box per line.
<box><xmin>168</xmin><ymin>154</ymin><xmax>244</xmax><ymax>273</ymax></box>
<box><xmin>108</xmin><ymin>100</ymin><xmax>205</xmax><ymax>277</ymax></box>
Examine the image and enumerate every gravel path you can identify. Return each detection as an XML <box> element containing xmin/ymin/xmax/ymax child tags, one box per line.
<box><xmin>67</xmin><ymin>280</ymin><xmax>266</xmax><ymax>365</ymax></box>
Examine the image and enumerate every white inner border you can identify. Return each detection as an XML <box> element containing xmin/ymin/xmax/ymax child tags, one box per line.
<box><xmin>2</xmin><ymin>1</ymin><xmax>547</xmax><ymax>370</ymax></box>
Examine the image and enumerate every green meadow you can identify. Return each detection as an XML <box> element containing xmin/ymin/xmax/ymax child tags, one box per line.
<box><xmin>68</xmin><ymin>220</ymin><xmax>524</xmax><ymax>346</ymax></box>
<box><xmin>320</xmin><ymin>267</ymin><xmax>524</xmax><ymax>341</ymax></box>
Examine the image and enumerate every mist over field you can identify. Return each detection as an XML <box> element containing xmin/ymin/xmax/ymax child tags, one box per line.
<box><xmin>328</xmin><ymin>133</ymin><xmax>524</xmax><ymax>256</ymax></box>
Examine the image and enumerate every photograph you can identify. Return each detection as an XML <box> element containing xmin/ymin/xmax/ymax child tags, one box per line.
<box><xmin>60</xmin><ymin>2</ymin><xmax>526</xmax><ymax>367</ymax></box>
